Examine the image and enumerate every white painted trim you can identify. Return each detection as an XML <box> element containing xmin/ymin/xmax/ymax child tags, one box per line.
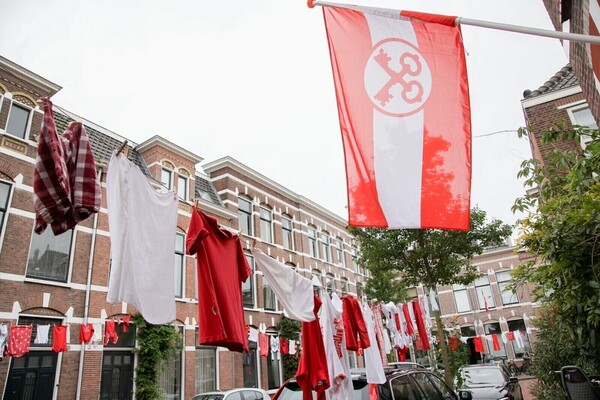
<box><xmin>0</xmin><ymin>143</ymin><xmax>37</xmax><ymax>164</ymax></box>
<box><xmin>521</xmin><ymin>85</ymin><xmax>583</xmax><ymax>108</ymax></box>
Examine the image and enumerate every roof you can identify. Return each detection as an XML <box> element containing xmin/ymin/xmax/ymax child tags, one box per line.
<box><xmin>523</xmin><ymin>64</ymin><xmax>579</xmax><ymax>99</ymax></box>
<box><xmin>52</xmin><ymin>110</ymin><xmax>150</xmax><ymax>177</ymax></box>
<box><xmin>195</xmin><ymin>174</ymin><xmax>223</xmax><ymax>205</ymax></box>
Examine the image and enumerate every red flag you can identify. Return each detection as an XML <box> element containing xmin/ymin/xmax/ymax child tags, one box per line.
<box><xmin>323</xmin><ymin>6</ymin><xmax>471</xmax><ymax>230</ymax></box>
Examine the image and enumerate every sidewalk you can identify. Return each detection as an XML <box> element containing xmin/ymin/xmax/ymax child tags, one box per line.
<box><xmin>519</xmin><ymin>376</ymin><xmax>537</xmax><ymax>400</ymax></box>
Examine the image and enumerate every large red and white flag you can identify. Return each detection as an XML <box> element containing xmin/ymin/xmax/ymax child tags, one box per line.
<box><xmin>322</xmin><ymin>5</ymin><xmax>472</xmax><ymax>230</ymax></box>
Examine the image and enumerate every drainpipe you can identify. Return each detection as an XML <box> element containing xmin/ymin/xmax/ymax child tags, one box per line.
<box><xmin>76</xmin><ymin>168</ymin><xmax>102</xmax><ymax>400</ymax></box>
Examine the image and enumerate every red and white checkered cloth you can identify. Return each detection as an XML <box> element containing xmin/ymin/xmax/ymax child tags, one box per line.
<box><xmin>33</xmin><ymin>97</ymin><xmax>101</xmax><ymax>235</ymax></box>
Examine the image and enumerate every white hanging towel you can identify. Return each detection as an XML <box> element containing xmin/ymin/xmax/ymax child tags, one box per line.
<box><xmin>34</xmin><ymin>325</ymin><xmax>50</xmax><ymax>344</ymax></box>
<box><xmin>289</xmin><ymin>340</ymin><xmax>296</xmax><ymax>355</ymax></box>
<box><xmin>106</xmin><ymin>153</ymin><xmax>178</xmax><ymax>324</ymax></box>
<box><xmin>514</xmin><ymin>330</ymin><xmax>525</xmax><ymax>349</ymax></box>
<box><xmin>253</xmin><ymin>248</ymin><xmax>315</xmax><ymax>322</ymax></box>
<box><xmin>360</xmin><ymin>301</ymin><xmax>386</xmax><ymax>384</ymax></box>
<box><xmin>429</xmin><ymin>289</ymin><xmax>439</xmax><ymax>312</ymax></box>
<box><xmin>248</xmin><ymin>327</ymin><xmax>259</xmax><ymax>343</ymax></box>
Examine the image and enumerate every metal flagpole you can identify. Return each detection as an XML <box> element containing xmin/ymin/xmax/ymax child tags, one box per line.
<box><xmin>309</xmin><ymin>0</ymin><xmax>600</xmax><ymax>45</ymax></box>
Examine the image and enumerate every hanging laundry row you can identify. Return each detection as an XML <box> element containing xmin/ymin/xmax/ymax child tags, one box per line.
<box><xmin>0</xmin><ymin>324</ymin><xmax>69</xmax><ymax>359</ymax></box>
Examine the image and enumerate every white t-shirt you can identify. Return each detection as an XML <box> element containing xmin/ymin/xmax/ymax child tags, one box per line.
<box><xmin>106</xmin><ymin>153</ymin><xmax>178</xmax><ymax>324</ymax></box>
<box><xmin>254</xmin><ymin>249</ymin><xmax>315</xmax><ymax>322</ymax></box>
<box><xmin>360</xmin><ymin>301</ymin><xmax>386</xmax><ymax>384</ymax></box>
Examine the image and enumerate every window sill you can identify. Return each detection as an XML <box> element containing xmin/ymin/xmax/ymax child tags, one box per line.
<box><xmin>24</xmin><ymin>277</ymin><xmax>71</xmax><ymax>288</ymax></box>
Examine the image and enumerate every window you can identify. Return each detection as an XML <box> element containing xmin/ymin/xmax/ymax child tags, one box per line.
<box><xmin>507</xmin><ymin>319</ymin><xmax>532</xmax><ymax>357</ymax></box>
<box><xmin>461</xmin><ymin>325</ymin><xmax>476</xmax><ymax>337</ymax></box>
<box><xmin>158</xmin><ymin>325</ymin><xmax>183</xmax><ymax>400</ymax></box>
<box><xmin>282</xmin><ymin>216</ymin><xmax>293</xmax><ymax>250</ymax></box>
<box><xmin>390</xmin><ymin>374</ymin><xmax>424</xmax><ymax>400</ymax></box>
<box><xmin>356</xmin><ymin>283</ymin><xmax>364</xmax><ymax>298</ymax></box>
<box><xmin>26</xmin><ymin>228</ymin><xmax>73</xmax><ymax>283</ymax></box>
<box><xmin>311</xmin><ymin>269</ymin><xmax>322</xmax><ymax>295</ymax></box>
<box><xmin>411</xmin><ymin>373</ymin><xmax>444</xmax><ymax>400</ymax></box>
<box><xmin>325</xmin><ymin>273</ymin><xmax>335</xmax><ymax>295</ymax></box>
<box><xmin>101</xmin><ymin>320</ymin><xmax>136</xmax><ymax>399</ymax></box>
<box><xmin>238</xmin><ymin>197</ymin><xmax>253</xmax><ymax>236</ymax></box>
<box><xmin>263</xmin><ymin>275</ymin><xmax>277</xmax><ymax>311</ymax></box>
<box><xmin>267</xmin><ymin>333</ymin><xmax>281</xmax><ymax>389</ymax></box>
<box><xmin>174</xmin><ymin>232</ymin><xmax>185</xmax><ymax>298</ymax></box>
<box><xmin>452</xmin><ymin>284</ymin><xmax>471</xmax><ymax>312</ymax></box>
<box><xmin>351</xmin><ymin>247</ymin><xmax>359</xmax><ymax>273</ymax></box>
<box><xmin>177</xmin><ymin>175</ymin><xmax>188</xmax><ymax>201</ymax></box>
<box><xmin>243</xmin><ymin>254</ymin><xmax>255</xmax><ymax>308</ymax></box>
<box><xmin>321</xmin><ymin>232</ymin><xmax>331</xmax><ymax>262</ymax></box>
<box><xmin>6</xmin><ymin>103</ymin><xmax>30</xmax><ymax>139</ymax></box>
<box><xmin>195</xmin><ymin>333</ymin><xmax>217</xmax><ymax>394</ymax></box>
<box><xmin>243</xmin><ymin>341</ymin><xmax>258</xmax><ymax>387</ymax></box>
<box><xmin>162</xmin><ymin>168</ymin><xmax>173</xmax><ymax>190</ymax></box>
<box><xmin>308</xmin><ymin>226</ymin><xmax>318</xmax><ymax>258</ymax></box>
<box><xmin>569</xmin><ymin>106</ymin><xmax>598</xmax><ymax>149</ymax></box>
<box><xmin>0</xmin><ymin>181</ymin><xmax>11</xmax><ymax>232</ymax></box>
<box><xmin>496</xmin><ymin>271</ymin><xmax>518</xmax><ymax>305</ymax></box>
<box><xmin>340</xmin><ymin>278</ymin><xmax>349</xmax><ymax>296</ymax></box>
<box><xmin>475</xmin><ymin>275</ymin><xmax>495</xmax><ymax>310</ymax></box>
<box><xmin>348</xmin><ymin>351</ymin><xmax>358</xmax><ymax>369</ymax></box>
<box><xmin>259</xmin><ymin>206</ymin><xmax>273</xmax><ymax>243</ymax></box>
<box><xmin>484</xmin><ymin>322</ymin><xmax>506</xmax><ymax>358</ymax></box>
<box><xmin>335</xmin><ymin>238</ymin><xmax>345</xmax><ymax>266</ymax></box>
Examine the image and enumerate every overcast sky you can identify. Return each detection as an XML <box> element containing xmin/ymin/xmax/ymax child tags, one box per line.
<box><xmin>0</xmin><ymin>0</ymin><xmax>568</xmax><ymax>230</ymax></box>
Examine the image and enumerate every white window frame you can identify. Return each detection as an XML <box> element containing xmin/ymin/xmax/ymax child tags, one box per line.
<box><xmin>259</xmin><ymin>206</ymin><xmax>273</xmax><ymax>243</ymax></box>
<box><xmin>6</xmin><ymin>101</ymin><xmax>32</xmax><ymax>140</ymax></box>
<box><xmin>452</xmin><ymin>283</ymin><xmax>471</xmax><ymax>313</ymax></box>
<box><xmin>281</xmin><ymin>215</ymin><xmax>294</xmax><ymax>251</ymax></box>
<box><xmin>177</xmin><ymin>174</ymin><xmax>188</xmax><ymax>201</ymax></box>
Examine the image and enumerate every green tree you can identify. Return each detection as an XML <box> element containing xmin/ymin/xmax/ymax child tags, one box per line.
<box><xmin>350</xmin><ymin>207</ymin><xmax>512</xmax><ymax>385</ymax></box>
<box><xmin>511</xmin><ymin>124</ymin><xmax>600</xmax><ymax>370</ymax></box>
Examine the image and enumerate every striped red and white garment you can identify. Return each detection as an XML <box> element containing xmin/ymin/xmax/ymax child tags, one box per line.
<box><xmin>370</xmin><ymin>303</ymin><xmax>388</xmax><ymax>366</ymax></box>
<box><xmin>323</xmin><ymin>6</ymin><xmax>471</xmax><ymax>230</ymax></box>
<box><xmin>33</xmin><ymin>97</ymin><xmax>101</xmax><ymax>235</ymax></box>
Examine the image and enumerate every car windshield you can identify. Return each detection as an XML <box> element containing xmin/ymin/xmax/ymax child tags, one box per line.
<box><xmin>461</xmin><ymin>368</ymin><xmax>505</xmax><ymax>385</ymax></box>
<box><xmin>277</xmin><ymin>380</ymin><xmax>370</xmax><ymax>400</ymax></box>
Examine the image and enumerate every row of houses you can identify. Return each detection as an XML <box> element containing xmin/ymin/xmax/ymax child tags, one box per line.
<box><xmin>2</xmin><ymin>26</ymin><xmax>595</xmax><ymax>397</ymax></box>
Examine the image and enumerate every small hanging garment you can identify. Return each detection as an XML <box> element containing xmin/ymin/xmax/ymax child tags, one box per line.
<box><xmin>33</xmin><ymin>97</ymin><xmax>101</xmax><ymax>235</ymax></box>
<box><xmin>270</xmin><ymin>335</ymin><xmax>280</xmax><ymax>361</ymax></box>
<box><xmin>296</xmin><ymin>294</ymin><xmax>330</xmax><ymax>400</ymax></box>
<box><xmin>7</xmin><ymin>325</ymin><xmax>33</xmax><ymax>358</ymax></box>
<box><xmin>106</xmin><ymin>153</ymin><xmax>178</xmax><ymax>324</ymax></box>
<box><xmin>473</xmin><ymin>336</ymin><xmax>485</xmax><ymax>353</ymax></box>
<box><xmin>319</xmin><ymin>293</ymin><xmax>348</xmax><ymax>400</ymax></box>
<box><xmin>341</xmin><ymin>296</ymin><xmax>370</xmax><ymax>351</ymax></box>
<box><xmin>401</xmin><ymin>303</ymin><xmax>415</xmax><ymax>335</ymax></box>
<box><xmin>371</xmin><ymin>303</ymin><xmax>389</xmax><ymax>366</ymax></box>
<box><xmin>104</xmin><ymin>320</ymin><xmax>118</xmax><ymax>345</ymax></box>
<box><xmin>120</xmin><ymin>315</ymin><xmax>131</xmax><ymax>333</ymax></box>
<box><xmin>254</xmin><ymin>249</ymin><xmax>315</xmax><ymax>322</ymax></box>
<box><xmin>79</xmin><ymin>324</ymin><xmax>95</xmax><ymax>344</ymax></box>
<box><xmin>507</xmin><ymin>331</ymin><xmax>515</xmax><ymax>341</ymax></box>
<box><xmin>491</xmin><ymin>334</ymin><xmax>501</xmax><ymax>351</ymax></box>
<box><xmin>259</xmin><ymin>332</ymin><xmax>269</xmax><ymax>358</ymax></box>
<box><xmin>412</xmin><ymin>299</ymin><xmax>430</xmax><ymax>351</ymax></box>
<box><xmin>186</xmin><ymin>207</ymin><xmax>251</xmax><ymax>353</ymax></box>
<box><xmin>91</xmin><ymin>322</ymin><xmax>103</xmax><ymax>347</ymax></box>
<box><xmin>34</xmin><ymin>324</ymin><xmax>50</xmax><ymax>345</ymax></box>
<box><xmin>289</xmin><ymin>340</ymin><xmax>297</xmax><ymax>355</ymax></box>
<box><xmin>248</xmin><ymin>327</ymin><xmax>259</xmax><ymax>343</ymax></box>
<box><xmin>280</xmin><ymin>338</ymin><xmax>289</xmax><ymax>355</ymax></box>
<box><xmin>52</xmin><ymin>325</ymin><xmax>68</xmax><ymax>353</ymax></box>
<box><xmin>514</xmin><ymin>330</ymin><xmax>525</xmax><ymax>349</ymax></box>
<box><xmin>360</xmin><ymin>302</ymin><xmax>386</xmax><ymax>384</ymax></box>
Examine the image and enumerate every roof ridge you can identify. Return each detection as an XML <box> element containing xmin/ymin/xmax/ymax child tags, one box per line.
<box><xmin>523</xmin><ymin>64</ymin><xmax>578</xmax><ymax>99</ymax></box>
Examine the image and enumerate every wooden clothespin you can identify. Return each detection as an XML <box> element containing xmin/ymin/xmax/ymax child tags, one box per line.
<box><xmin>116</xmin><ymin>140</ymin><xmax>128</xmax><ymax>157</ymax></box>
<box><xmin>194</xmin><ymin>199</ymin><xmax>199</xmax><ymax>209</ymax></box>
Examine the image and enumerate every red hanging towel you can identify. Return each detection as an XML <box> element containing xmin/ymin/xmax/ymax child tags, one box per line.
<box><xmin>280</xmin><ymin>338</ymin><xmax>289</xmax><ymax>355</ymax></box>
<box><xmin>412</xmin><ymin>299</ymin><xmax>430</xmax><ymax>351</ymax></box>
<box><xmin>401</xmin><ymin>303</ymin><xmax>415</xmax><ymax>335</ymax></box>
<box><xmin>369</xmin><ymin>384</ymin><xmax>379</xmax><ymax>400</ymax></box>
<box><xmin>397</xmin><ymin>346</ymin><xmax>409</xmax><ymax>361</ymax></box>
<box><xmin>507</xmin><ymin>331</ymin><xmax>515</xmax><ymax>341</ymax></box>
<box><xmin>104</xmin><ymin>320</ymin><xmax>118</xmax><ymax>345</ymax></box>
<box><xmin>341</xmin><ymin>296</ymin><xmax>370</xmax><ymax>351</ymax></box>
<box><xmin>492</xmin><ymin>335</ymin><xmax>501</xmax><ymax>351</ymax></box>
<box><xmin>52</xmin><ymin>325</ymin><xmax>68</xmax><ymax>353</ymax></box>
<box><xmin>259</xmin><ymin>332</ymin><xmax>269</xmax><ymax>357</ymax></box>
<box><xmin>473</xmin><ymin>336</ymin><xmax>485</xmax><ymax>353</ymax></box>
<box><xmin>296</xmin><ymin>295</ymin><xmax>330</xmax><ymax>400</ymax></box>
<box><xmin>448</xmin><ymin>336</ymin><xmax>460</xmax><ymax>351</ymax></box>
<box><xmin>79</xmin><ymin>323</ymin><xmax>95</xmax><ymax>344</ymax></box>
<box><xmin>120</xmin><ymin>315</ymin><xmax>131</xmax><ymax>333</ymax></box>
<box><xmin>7</xmin><ymin>325</ymin><xmax>33</xmax><ymax>358</ymax></box>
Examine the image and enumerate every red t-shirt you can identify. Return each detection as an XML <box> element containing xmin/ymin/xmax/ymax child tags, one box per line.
<box><xmin>186</xmin><ymin>207</ymin><xmax>251</xmax><ymax>353</ymax></box>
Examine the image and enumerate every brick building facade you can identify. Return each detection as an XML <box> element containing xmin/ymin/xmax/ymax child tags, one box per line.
<box><xmin>543</xmin><ymin>0</ymin><xmax>600</xmax><ymax>123</ymax></box>
<box><xmin>0</xmin><ymin>55</ymin><xmax>369</xmax><ymax>400</ymax></box>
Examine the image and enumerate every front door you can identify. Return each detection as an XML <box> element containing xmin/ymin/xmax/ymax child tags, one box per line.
<box><xmin>3</xmin><ymin>351</ymin><xmax>58</xmax><ymax>400</ymax></box>
<box><xmin>100</xmin><ymin>351</ymin><xmax>134</xmax><ymax>400</ymax></box>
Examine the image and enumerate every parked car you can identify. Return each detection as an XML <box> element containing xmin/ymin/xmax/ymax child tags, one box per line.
<box><xmin>456</xmin><ymin>364</ymin><xmax>523</xmax><ymax>400</ymax></box>
<box><xmin>273</xmin><ymin>364</ymin><xmax>472</xmax><ymax>400</ymax></box>
<box><xmin>190</xmin><ymin>388</ymin><xmax>271</xmax><ymax>400</ymax></box>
